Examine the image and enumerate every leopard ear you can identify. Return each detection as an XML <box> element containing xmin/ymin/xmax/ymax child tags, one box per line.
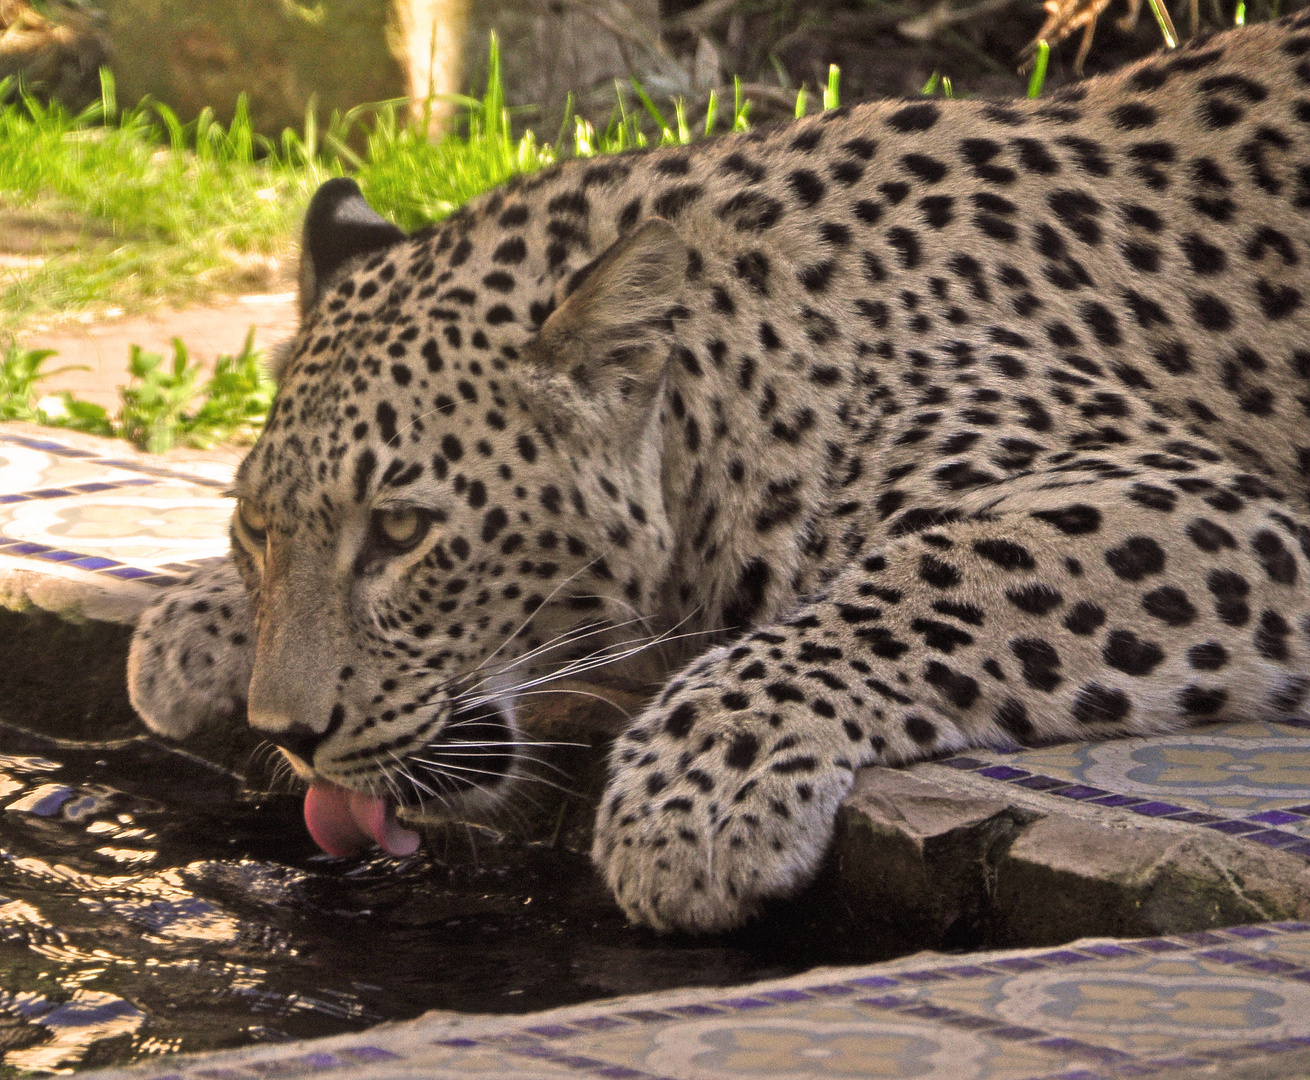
<box><xmin>530</xmin><ymin>218</ymin><xmax>685</xmax><ymax>412</ymax></box>
<box><xmin>299</xmin><ymin>178</ymin><xmax>406</xmax><ymax>319</ymax></box>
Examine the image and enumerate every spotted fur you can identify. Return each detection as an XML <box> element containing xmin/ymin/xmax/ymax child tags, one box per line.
<box><xmin>131</xmin><ymin>18</ymin><xmax>1310</xmax><ymax>931</ymax></box>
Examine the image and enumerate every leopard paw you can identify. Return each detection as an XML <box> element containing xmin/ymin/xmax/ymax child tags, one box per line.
<box><xmin>590</xmin><ymin>679</ymin><xmax>854</xmax><ymax>932</ymax></box>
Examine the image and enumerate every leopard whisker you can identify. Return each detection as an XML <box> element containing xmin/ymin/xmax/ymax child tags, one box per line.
<box><xmin>461</xmin><ymin>556</ymin><xmax>611</xmax><ymax>677</ymax></box>
<box><xmin>402</xmin><ymin>636</ymin><xmax>632</xmax><ymax>729</ymax></box>
<box><xmin>463</xmin><ymin>620</ymin><xmax>708</xmax><ymax>700</ymax></box>
<box><xmin>503</xmin><ymin>751</ymin><xmax>581</xmax><ymax>783</ymax></box>
<box><xmin>451</xmin><ymin>614</ymin><xmax>650</xmax><ymax>696</ymax></box>
<box><xmin>430</xmin><ymin>608</ymin><xmax>690</xmax><ymax>720</ymax></box>
<box><xmin>407</xmin><ymin>756</ymin><xmax>530</xmax><ymax>781</ymax></box>
<box><xmin>420</xmin><ymin>743</ymin><xmax>580</xmax><ymax>780</ymax></box>
<box><xmin>251</xmin><ymin>740</ymin><xmax>302</xmax><ymax>793</ymax></box>
<box><xmin>378</xmin><ymin>768</ymin><xmax>414</xmax><ymax>814</ymax></box>
<box><xmin>388</xmin><ymin>751</ymin><xmax>441</xmax><ymax>796</ymax></box>
<box><xmin>409</xmin><ymin>756</ymin><xmax>580</xmax><ymax>797</ymax></box>
<box><xmin>414</xmin><ymin>738</ymin><xmax>590</xmax><ymax>749</ymax></box>
<box><xmin>457</xmin><ymin>625</ymin><xmax>711</xmax><ymax>708</ymax></box>
<box><xmin>387</xmin><ymin>750</ymin><xmax>457</xmax><ymax>810</ymax></box>
<box><xmin>503</xmin><ymin>686</ymin><xmax>632</xmax><ymax>712</ymax></box>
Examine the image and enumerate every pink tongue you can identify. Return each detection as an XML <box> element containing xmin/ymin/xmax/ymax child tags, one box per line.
<box><xmin>303</xmin><ymin>783</ymin><xmax>421</xmax><ymax>858</ymax></box>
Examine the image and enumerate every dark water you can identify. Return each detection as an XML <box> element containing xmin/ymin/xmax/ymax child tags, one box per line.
<box><xmin>0</xmin><ymin>721</ymin><xmax>916</xmax><ymax>1074</ymax></box>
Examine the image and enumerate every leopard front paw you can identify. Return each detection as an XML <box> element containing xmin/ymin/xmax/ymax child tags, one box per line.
<box><xmin>590</xmin><ymin>682</ymin><xmax>854</xmax><ymax>932</ymax></box>
<box><xmin>127</xmin><ymin>558</ymin><xmax>255</xmax><ymax>739</ymax></box>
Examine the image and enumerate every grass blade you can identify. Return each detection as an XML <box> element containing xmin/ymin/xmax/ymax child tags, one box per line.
<box><xmin>824</xmin><ymin>64</ymin><xmax>840</xmax><ymax>110</ymax></box>
<box><xmin>1027</xmin><ymin>40</ymin><xmax>1050</xmax><ymax>98</ymax></box>
<box><xmin>1146</xmin><ymin>0</ymin><xmax>1179</xmax><ymax>47</ymax></box>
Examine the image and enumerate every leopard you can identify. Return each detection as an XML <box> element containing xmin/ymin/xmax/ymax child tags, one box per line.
<box><xmin>129</xmin><ymin>16</ymin><xmax>1310</xmax><ymax>934</ymax></box>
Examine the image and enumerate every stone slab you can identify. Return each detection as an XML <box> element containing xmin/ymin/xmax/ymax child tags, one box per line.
<box><xmin>828</xmin><ymin>767</ymin><xmax>1035</xmax><ymax>945</ymax></box>
<box><xmin>836</xmin><ymin>725</ymin><xmax>1310</xmax><ymax>938</ymax></box>
<box><xmin>0</xmin><ymin>421</ymin><xmax>239</xmax><ymax>623</ymax></box>
<box><xmin>830</xmin><ymin>747</ymin><xmax>1310</xmax><ymax>951</ymax></box>
<box><xmin>993</xmin><ymin>809</ymin><xmax>1310</xmax><ymax>942</ymax></box>
<box><xmin>74</xmin><ymin>920</ymin><xmax>1310</xmax><ymax>1080</ymax></box>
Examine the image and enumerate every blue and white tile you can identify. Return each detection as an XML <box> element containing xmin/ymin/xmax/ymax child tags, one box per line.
<box><xmin>0</xmin><ymin>424</ymin><xmax>237</xmax><ymax>602</ymax></box>
<box><xmin>933</xmin><ymin>718</ymin><xmax>1310</xmax><ymax>860</ymax></box>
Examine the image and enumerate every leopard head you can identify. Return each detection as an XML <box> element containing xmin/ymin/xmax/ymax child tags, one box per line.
<box><xmin>235</xmin><ymin>178</ymin><xmax>684</xmax><ymax>852</ymax></box>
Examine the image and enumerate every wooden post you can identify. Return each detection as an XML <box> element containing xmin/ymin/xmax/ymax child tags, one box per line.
<box><xmin>393</xmin><ymin>0</ymin><xmax>471</xmax><ymax>133</ymax></box>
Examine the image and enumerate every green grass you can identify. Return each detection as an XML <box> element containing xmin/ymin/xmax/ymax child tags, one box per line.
<box><xmin>2</xmin><ymin>332</ymin><xmax>275</xmax><ymax>452</ymax></box>
<box><xmin>0</xmin><ymin>36</ymin><xmax>776</xmax><ymax>336</ymax></box>
<box><xmin>116</xmin><ymin>330</ymin><xmax>277</xmax><ymax>452</ymax></box>
<box><xmin>0</xmin><ymin>41</ymin><xmax>550</xmax><ymax>334</ymax></box>
<box><xmin>0</xmin><ymin>75</ymin><xmax>306</xmax><ymax>331</ymax></box>
<box><xmin>1027</xmin><ymin>41</ymin><xmax>1051</xmax><ymax>98</ymax></box>
<box><xmin>0</xmin><ymin>43</ymin><xmax>824</xmax><ymax>449</ymax></box>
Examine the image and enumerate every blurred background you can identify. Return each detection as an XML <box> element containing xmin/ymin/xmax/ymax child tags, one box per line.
<box><xmin>1</xmin><ymin>0</ymin><xmax>1280</xmax><ymax>142</ymax></box>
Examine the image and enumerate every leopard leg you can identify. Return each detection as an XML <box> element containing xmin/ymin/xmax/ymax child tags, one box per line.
<box><xmin>592</xmin><ymin>465</ymin><xmax>1310</xmax><ymax>931</ymax></box>
<box><xmin>127</xmin><ymin>557</ymin><xmax>255</xmax><ymax>739</ymax></box>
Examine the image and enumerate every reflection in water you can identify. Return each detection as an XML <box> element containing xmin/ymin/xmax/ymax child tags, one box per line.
<box><xmin>0</xmin><ymin>723</ymin><xmax>906</xmax><ymax>1074</ymax></box>
<box><xmin>4</xmin><ymin>991</ymin><xmax>145</xmax><ymax>1074</ymax></box>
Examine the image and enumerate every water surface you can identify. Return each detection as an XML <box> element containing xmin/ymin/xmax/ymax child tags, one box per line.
<box><xmin>0</xmin><ymin>721</ymin><xmax>910</xmax><ymax>1074</ymax></box>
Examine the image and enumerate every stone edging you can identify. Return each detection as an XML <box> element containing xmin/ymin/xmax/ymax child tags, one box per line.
<box><xmin>0</xmin><ymin>431</ymin><xmax>230</xmax><ymax>589</ymax></box>
<box><xmin>937</xmin><ymin>723</ymin><xmax>1310</xmax><ymax>861</ymax></box>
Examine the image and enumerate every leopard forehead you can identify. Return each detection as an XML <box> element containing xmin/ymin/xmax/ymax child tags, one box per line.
<box><xmin>245</xmin><ymin>307</ymin><xmax>533</xmax><ymax>524</ymax></box>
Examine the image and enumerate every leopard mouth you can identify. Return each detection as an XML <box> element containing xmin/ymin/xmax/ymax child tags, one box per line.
<box><xmin>302</xmin><ymin>700</ymin><xmax>518</xmax><ymax>857</ymax></box>
<box><xmin>303</xmin><ymin>782</ymin><xmax>422</xmax><ymax>857</ymax></box>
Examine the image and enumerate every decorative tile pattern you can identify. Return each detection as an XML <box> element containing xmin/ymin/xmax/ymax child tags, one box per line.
<box><xmin>0</xmin><ymin>429</ymin><xmax>234</xmax><ymax>589</ymax></box>
<box><xmin>935</xmin><ymin>718</ymin><xmax>1310</xmax><ymax>861</ymax></box>
<box><xmin>82</xmin><ymin>925</ymin><xmax>1310</xmax><ymax>1080</ymax></box>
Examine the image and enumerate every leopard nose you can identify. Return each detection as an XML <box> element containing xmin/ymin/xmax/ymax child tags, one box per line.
<box><xmin>268</xmin><ymin>724</ymin><xmax>326</xmax><ymax>765</ymax></box>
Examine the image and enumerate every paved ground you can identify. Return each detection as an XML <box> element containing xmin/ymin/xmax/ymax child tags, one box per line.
<box><xmin>4</xmin><ymin>421</ymin><xmax>1310</xmax><ymax>1078</ymax></box>
<box><xmin>19</xmin><ymin>293</ymin><xmax>299</xmax><ymax>412</ymax></box>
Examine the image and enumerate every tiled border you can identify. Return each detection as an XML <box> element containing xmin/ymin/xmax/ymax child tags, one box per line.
<box><xmin>120</xmin><ymin>923</ymin><xmax>1310</xmax><ymax>1080</ymax></box>
<box><xmin>0</xmin><ymin>537</ymin><xmax>191</xmax><ymax>587</ymax></box>
<box><xmin>0</xmin><ymin>433</ymin><xmax>229</xmax><ymax>489</ymax></box>
<box><xmin>146</xmin><ymin>1046</ymin><xmax>404</xmax><ymax>1080</ymax></box>
<box><xmin>937</xmin><ymin>727</ymin><xmax>1310</xmax><ymax>859</ymax></box>
<box><xmin>0</xmin><ymin>433</ymin><xmax>231</xmax><ymax>587</ymax></box>
<box><xmin>0</xmin><ymin>477</ymin><xmax>161</xmax><ymax>505</ymax></box>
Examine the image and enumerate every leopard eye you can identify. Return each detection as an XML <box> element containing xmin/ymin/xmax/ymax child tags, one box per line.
<box><xmin>237</xmin><ymin>500</ymin><xmax>267</xmax><ymax>543</ymax></box>
<box><xmin>372</xmin><ymin>507</ymin><xmax>430</xmax><ymax>553</ymax></box>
